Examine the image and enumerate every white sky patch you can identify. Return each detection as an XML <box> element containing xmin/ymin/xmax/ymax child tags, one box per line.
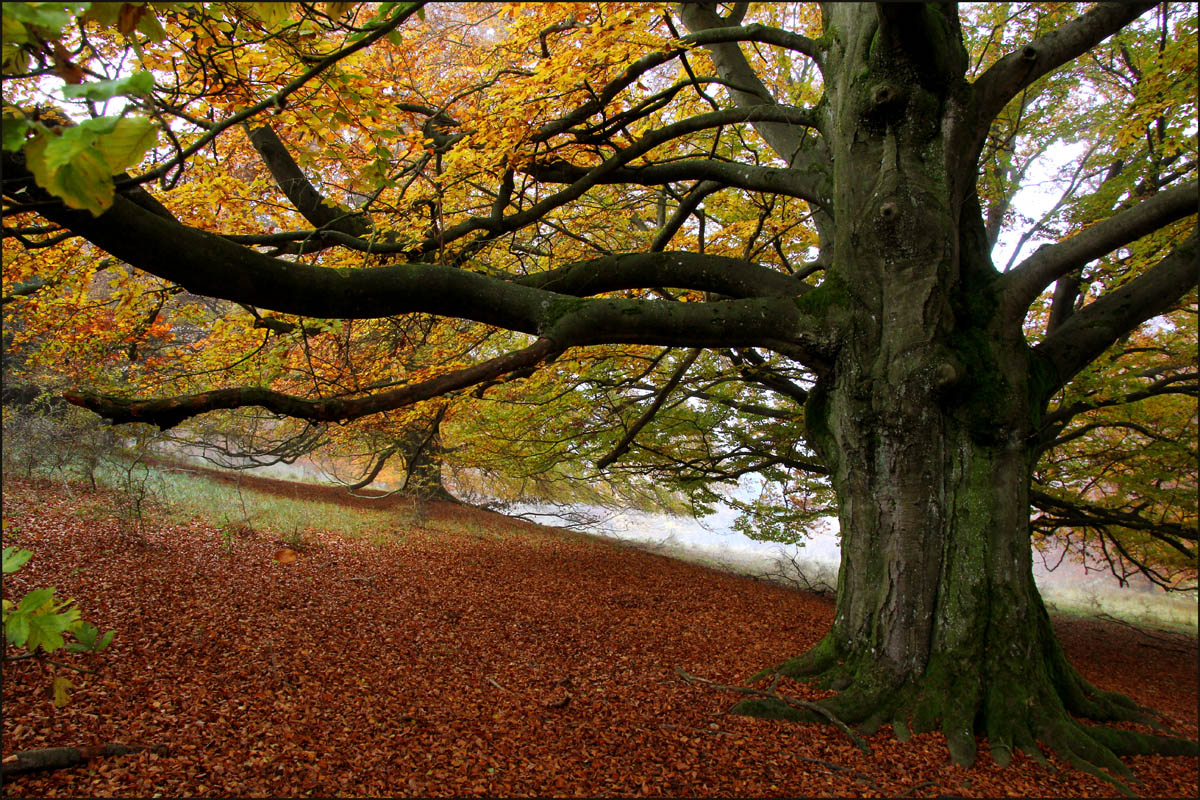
<box><xmin>990</xmin><ymin>139</ymin><xmax>1092</xmax><ymax>272</ymax></box>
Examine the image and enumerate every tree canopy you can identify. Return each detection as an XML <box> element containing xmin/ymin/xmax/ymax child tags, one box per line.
<box><xmin>2</xmin><ymin>1</ymin><xmax>1197</xmax><ymax>785</ymax></box>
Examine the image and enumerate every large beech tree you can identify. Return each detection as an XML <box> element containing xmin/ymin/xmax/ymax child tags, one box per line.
<box><xmin>3</xmin><ymin>0</ymin><xmax>1197</xmax><ymax>785</ymax></box>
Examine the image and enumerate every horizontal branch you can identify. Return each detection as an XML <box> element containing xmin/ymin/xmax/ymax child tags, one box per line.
<box><xmin>4</xmin><ymin>151</ymin><xmax>841</xmax><ymax>363</ymax></box>
<box><xmin>1030</xmin><ymin>490</ymin><xmax>1197</xmax><ymax>561</ymax></box>
<box><xmin>65</xmin><ymin>339</ymin><xmax>559</xmax><ymax>430</ymax></box>
<box><xmin>515</xmin><ymin>251</ymin><xmax>808</xmax><ymax>299</ymax></box>
<box><xmin>525</xmin><ymin>158</ymin><xmax>830</xmax><ymax>208</ymax></box>
<box><xmin>1039</xmin><ymin>372</ymin><xmax>1199</xmax><ymax>434</ymax></box>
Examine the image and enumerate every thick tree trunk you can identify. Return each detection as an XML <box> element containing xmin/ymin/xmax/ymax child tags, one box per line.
<box><xmin>731</xmin><ymin>4</ymin><xmax>1195</xmax><ymax>788</ymax></box>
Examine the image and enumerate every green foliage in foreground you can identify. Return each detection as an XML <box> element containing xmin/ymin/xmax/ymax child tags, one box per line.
<box><xmin>2</xmin><ymin>533</ymin><xmax>114</xmax><ymax>707</ymax></box>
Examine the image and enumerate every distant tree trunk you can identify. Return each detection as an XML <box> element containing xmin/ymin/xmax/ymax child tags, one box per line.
<box><xmin>400</xmin><ymin>405</ymin><xmax>454</xmax><ymax>501</ymax></box>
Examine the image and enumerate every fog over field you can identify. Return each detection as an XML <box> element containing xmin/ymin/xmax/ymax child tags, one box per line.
<box><xmin>219</xmin><ymin>450</ymin><xmax>1196</xmax><ymax>634</ymax></box>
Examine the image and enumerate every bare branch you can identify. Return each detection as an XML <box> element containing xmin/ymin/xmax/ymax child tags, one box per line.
<box><xmin>525</xmin><ymin>158</ymin><xmax>830</xmax><ymax>209</ymax></box>
<box><xmin>597</xmin><ymin>349</ymin><xmax>700</xmax><ymax>469</ymax></box>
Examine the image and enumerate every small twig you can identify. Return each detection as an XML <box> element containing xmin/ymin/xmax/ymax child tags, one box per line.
<box><xmin>486</xmin><ymin>676</ymin><xmax>519</xmax><ymax>695</ymax></box>
<box><xmin>674</xmin><ymin>667</ymin><xmax>873</xmax><ymax>754</ymax></box>
<box><xmin>896</xmin><ymin>780</ymin><xmax>939</xmax><ymax>797</ymax></box>
<box><xmin>793</xmin><ymin>755</ymin><xmax>881</xmax><ymax>791</ymax></box>
<box><xmin>4</xmin><ymin>653</ymin><xmax>100</xmax><ymax>676</ymax></box>
<box><xmin>42</xmin><ymin>659</ymin><xmax>100</xmax><ymax>676</ymax></box>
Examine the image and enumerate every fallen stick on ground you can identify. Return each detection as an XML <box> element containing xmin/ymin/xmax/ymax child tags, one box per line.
<box><xmin>1</xmin><ymin>743</ymin><xmax>169</xmax><ymax>777</ymax></box>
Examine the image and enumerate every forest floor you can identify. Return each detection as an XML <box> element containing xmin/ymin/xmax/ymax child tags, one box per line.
<box><xmin>1</xmin><ymin>471</ymin><xmax>1196</xmax><ymax>798</ymax></box>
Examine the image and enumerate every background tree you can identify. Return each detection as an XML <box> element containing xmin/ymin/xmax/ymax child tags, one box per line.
<box><xmin>2</xmin><ymin>1</ymin><xmax>1196</xmax><ymax>788</ymax></box>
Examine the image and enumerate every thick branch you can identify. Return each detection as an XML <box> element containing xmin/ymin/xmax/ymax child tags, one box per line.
<box><xmin>4</xmin><ymin>154</ymin><xmax>837</xmax><ymax>361</ymax></box>
<box><xmin>971</xmin><ymin>3</ymin><xmax>1156</xmax><ymax>156</ymax></box>
<box><xmin>65</xmin><ymin>339</ymin><xmax>559</xmax><ymax>430</ymax></box>
<box><xmin>679</xmin><ymin>4</ymin><xmax>820</xmax><ymax>167</ymax></box>
<box><xmin>1000</xmin><ymin>180</ymin><xmax>1198</xmax><ymax>321</ymax></box>
<box><xmin>525</xmin><ymin>158</ymin><xmax>830</xmax><ymax>209</ymax></box>
<box><xmin>515</xmin><ymin>251</ymin><xmax>808</xmax><ymax>299</ymax></box>
<box><xmin>1034</xmin><ymin>234</ymin><xmax>1198</xmax><ymax>393</ymax></box>
<box><xmin>246</xmin><ymin>124</ymin><xmax>371</xmax><ymax>236</ymax></box>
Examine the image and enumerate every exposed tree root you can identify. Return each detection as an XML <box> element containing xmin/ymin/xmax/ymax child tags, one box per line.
<box><xmin>674</xmin><ymin>667</ymin><xmax>872</xmax><ymax>753</ymax></box>
<box><xmin>730</xmin><ymin>632</ymin><xmax>1198</xmax><ymax>799</ymax></box>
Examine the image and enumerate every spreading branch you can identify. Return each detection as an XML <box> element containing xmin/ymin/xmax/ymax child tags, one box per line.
<box><xmin>1031</xmin><ymin>490</ymin><xmax>1197</xmax><ymax>563</ymax></box>
<box><xmin>1034</xmin><ymin>234</ymin><xmax>1198</xmax><ymax>393</ymax></box>
<box><xmin>971</xmin><ymin>2</ymin><xmax>1157</xmax><ymax>157</ymax></box>
<box><xmin>1000</xmin><ymin>180</ymin><xmax>1198</xmax><ymax>318</ymax></box>
<box><xmin>65</xmin><ymin>339</ymin><xmax>559</xmax><ymax>430</ymax></box>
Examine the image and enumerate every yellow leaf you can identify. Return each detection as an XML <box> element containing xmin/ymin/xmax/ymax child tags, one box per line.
<box><xmin>52</xmin><ymin>676</ymin><xmax>75</xmax><ymax>708</ymax></box>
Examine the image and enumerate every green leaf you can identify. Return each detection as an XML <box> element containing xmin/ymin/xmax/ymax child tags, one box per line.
<box><xmin>62</xmin><ymin>71</ymin><xmax>155</xmax><ymax>101</ymax></box>
<box><xmin>5</xmin><ymin>613</ymin><xmax>30</xmax><ymax>646</ymax></box>
<box><xmin>43</xmin><ymin>124</ymin><xmax>97</xmax><ymax>169</ymax></box>
<box><xmin>1</xmin><ymin>16</ymin><xmax>33</xmax><ymax>73</ymax></box>
<box><xmin>23</xmin><ymin>130</ymin><xmax>118</xmax><ymax>214</ymax></box>
<box><xmin>2</xmin><ymin>3</ymin><xmax>78</xmax><ymax>33</ymax></box>
<box><xmin>2</xmin><ymin>546</ymin><xmax>33</xmax><ymax>574</ymax></box>
<box><xmin>52</xmin><ymin>675</ymin><xmax>75</xmax><ymax>707</ymax></box>
<box><xmin>95</xmin><ymin>115</ymin><xmax>157</xmax><ymax>173</ymax></box>
<box><xmin>26</xmin><ymin>611</ymin><xmax>72</xmax><ymax>652</ymax></box>
<box><xmin>1</xmin><ymin>117</ymin><xmax>32</xmax><ymax>151</ymax></box>
<box><xmin>78</xmin><ymin>115</ymin><xmax>120</xmax><ymax>135</ymax></box>
<box><xmin>56</xmin><ymin>147</ymin><xmax>115</xmax><ymax>214</ymax></box>
<box><xmin>17</xmin><ymin>587</ymin><xmax>55</xmax><ymax>614</ymax></box>
<box><xmin>251</xmin><ymin>2</ymin><xmax>291</xmax><ymax>29</ymax></box>
<box><xmin>135</xmin><ymin>8</ymin><xmax>167</xmax><ymax>42</ymax></box>
<box><xmin>98</xmin><ymin>629</ymin><xmax>114</xmax><ymax>650</ymax></box>
<box><xmin>73</xmin><ymin>621</ymin><xmax>99</xmax><ymax>647</ymax></box>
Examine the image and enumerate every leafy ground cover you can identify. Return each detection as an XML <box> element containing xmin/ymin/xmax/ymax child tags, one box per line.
<box><xmin>1</xmin><ymin>473</ymin><xmax>1196</xmax><ymax>798</ymax></box>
